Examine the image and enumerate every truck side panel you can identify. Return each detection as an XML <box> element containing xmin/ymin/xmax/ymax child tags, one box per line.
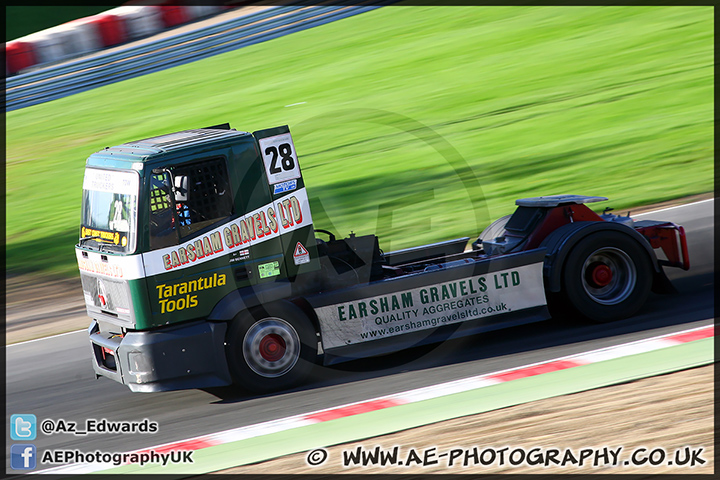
<box><xmin>307</xmin><ymin>249</ymin><xmax>548</xmax><ymax>359</ymax></box>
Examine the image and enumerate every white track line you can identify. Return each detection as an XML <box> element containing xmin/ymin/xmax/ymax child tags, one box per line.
<box><xmin>7</xmin><ymin>329</ymin><xmax>86</xmax><ymax>347</ymax></box>
<box><xmin>633</xmin><ymin>197</ymin><xmax>713</xmax><ymax>216</ymax></box>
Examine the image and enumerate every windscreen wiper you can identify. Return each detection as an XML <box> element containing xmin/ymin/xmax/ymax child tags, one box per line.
<box><xmin>78</xmin><ymin>235</ymin><xmax>111</xmax><ymax>252</ymax></box>
<box><xmin>78</xmin><ymin>235</ymin><xmax>102</xmax><ymax>244</ymax></box>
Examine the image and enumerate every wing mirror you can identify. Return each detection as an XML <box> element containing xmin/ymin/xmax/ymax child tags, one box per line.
<box><xmin>174</xmin><ymin>175</ymin><xmax>188</xmax><ymax>202</ymax></box>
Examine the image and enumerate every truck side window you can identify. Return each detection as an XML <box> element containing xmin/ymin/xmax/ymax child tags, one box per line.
<box><xmin>149</xmin><ymin>173</ymin><xmax>178</xmax><ymax>250</ymax></box>
<box><xmin>173</xmin><ymin>157</ymin><xmax>233</xmax><ymax>239</ymax></box>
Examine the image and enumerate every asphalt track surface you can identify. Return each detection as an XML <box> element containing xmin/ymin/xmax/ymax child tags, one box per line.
<box><xmin>5</xmin><ymin>200</ymin><xmax>713</xmax><ymax>472</ymax></box>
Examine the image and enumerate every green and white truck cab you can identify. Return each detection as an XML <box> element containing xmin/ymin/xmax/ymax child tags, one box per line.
<box><xmin>78</xmin><ymin>125</ymin><xmax>321</xmax><ymax>392</ymax></box>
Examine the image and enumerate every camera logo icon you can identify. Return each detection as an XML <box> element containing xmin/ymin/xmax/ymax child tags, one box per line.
<box><xmin>11</xmin><ymin>414</ymin><xmax>37</xmax><ymax>440</ymax></box>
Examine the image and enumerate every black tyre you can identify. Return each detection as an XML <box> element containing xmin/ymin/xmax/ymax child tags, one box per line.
<box><xmin>560</xmin><ymin>231</ymin><xmax>653</xmax><ymax>323</ymax></box>
<box><xmin>225</xmin><ymin>302</ymin><xmax>317</xmax><ymax>392</ymax></box>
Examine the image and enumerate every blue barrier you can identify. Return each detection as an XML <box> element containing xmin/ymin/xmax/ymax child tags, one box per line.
<box><xmin>5</xmin><ymin>3</ymin><xmax>387</xmax><ymax>112</ymax></box>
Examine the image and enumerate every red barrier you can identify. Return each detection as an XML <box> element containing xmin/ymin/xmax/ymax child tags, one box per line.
<box><xmin>159</xmin><ymin>6</ymin><xmax>189</xmax><ymax>28</ymax></box>
<box><xmin>109</xmin><ymin>6</ymin><xmax>163</xmax><ymax>41</ymax></box>
<box><xmin>93</xmin><ymin>14</ymin><xmax>127</xmax><ymax>47</ymax></box>
<box><xmin>6</xmin><ymin>40</ymin><xmax>37</xmax><ymax>75</ymax></box>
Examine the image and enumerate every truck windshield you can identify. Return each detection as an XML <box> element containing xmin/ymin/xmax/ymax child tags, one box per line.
<box><xmin>80</xmin><ymin>168</ymin><xmax>139</xmax><ymax>253</ymax></box>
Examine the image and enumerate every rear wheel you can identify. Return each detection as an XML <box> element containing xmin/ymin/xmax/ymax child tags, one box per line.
<box><xmin>560</xmin><ymin>231</ymin><xmax>653</xmax><ymax>323</ymax></box>
<box><xmin>226</xmin><ymin>302</ymin><xmax>317</xmax><ymax>392</ymax></box>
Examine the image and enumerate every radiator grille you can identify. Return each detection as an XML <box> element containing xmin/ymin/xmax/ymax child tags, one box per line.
<box><xmin>81</xmin><ymin>274</ymin><xmax>131</xmax><ymax>312</ymax></box>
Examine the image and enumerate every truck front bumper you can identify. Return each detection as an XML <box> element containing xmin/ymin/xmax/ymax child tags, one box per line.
<box><xmin>88</xmin><ymin>319</ymin><xmax>232</xmax><ymax>392</ymax></box>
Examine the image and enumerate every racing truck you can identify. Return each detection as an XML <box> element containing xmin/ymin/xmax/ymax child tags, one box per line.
<box><xmin>77</xmin><ymin>123</ymin><xmax>690</xmax><ymax>393</ymax></box>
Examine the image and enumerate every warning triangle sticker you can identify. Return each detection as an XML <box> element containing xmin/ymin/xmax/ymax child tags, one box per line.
<box><xmin>294</xmin><ymin>242</ymin><xmax>308</xmax><ymax>257</ymax></box>
<box><xmin>293</xmin><ymin>242</ymin><xmax>310</xmax><ymax>265</ymax></box>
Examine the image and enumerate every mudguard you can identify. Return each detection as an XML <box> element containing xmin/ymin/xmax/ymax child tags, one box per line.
<box><xmin>207</xmin><ymin>280</ymin><xmax>293</xmax><ymax>321</ymax></box>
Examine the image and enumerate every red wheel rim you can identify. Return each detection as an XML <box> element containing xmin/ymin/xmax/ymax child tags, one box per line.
<box><xmin>591</xmin><ymin>263</ymin><xmax>613</xmax><ymax>287</ymax></box>
<box><xmin>259</xmin><ymin>334</ymin><xmax>286</xmax><ymax>362</ymax></box>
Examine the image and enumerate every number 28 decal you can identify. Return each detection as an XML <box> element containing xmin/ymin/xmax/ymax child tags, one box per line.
<box><xmin>259</xmin><ymin>133</ymin><xmax>301</xmax><ymax>185</ymax></box>
<box><xmin>266</xmin><ymin>143</ymin><xmax>295</xmax><ymax>174</ymax></box>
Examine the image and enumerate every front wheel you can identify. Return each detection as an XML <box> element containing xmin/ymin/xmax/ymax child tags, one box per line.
<box><xmin>225</xmin><ymin>302</ymin><xmax>317</xmax><ymax>392</ymax></box>
<box><xmin>560</xmin><ymin>231</ymin><xmax>653</xmax><ymax>323</ymax></box>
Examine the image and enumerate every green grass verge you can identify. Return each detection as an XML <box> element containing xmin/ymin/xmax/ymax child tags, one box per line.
<box><xmin>6</xmin><ymin>5</ymin><xmax>713</xmax><ymax>277</ymax></box>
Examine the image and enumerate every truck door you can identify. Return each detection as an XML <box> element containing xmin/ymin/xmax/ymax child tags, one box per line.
<box><xmin>143</xmin><ymin>153</ymin><xmax>238</xmax><ymax>328</ymax></box>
